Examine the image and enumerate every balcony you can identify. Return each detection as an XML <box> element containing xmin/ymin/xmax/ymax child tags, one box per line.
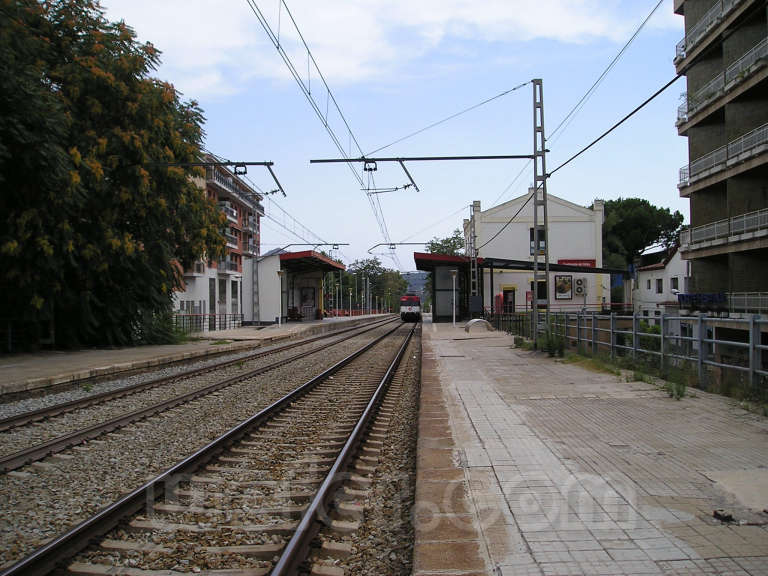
<box><xmin>224</xmin><ymin>232</ymin><xmax>238</xmax><ymax>249</ymax></box>
<box><xmin>674</xmin><ymin>0</ymin><xmax>740</xmax><ymax>64</ymax></box>
<box><xmin>679</xmin><ymin>121</ymin><xmax>768</xmax><ymax>186</ymax></box>
<box><xmin>208</xmin><ymin>167</ymin><xmax>264</xmax><ymax>215</ymax></box>
<box><xmin>680</xmin><ymin>207</ymin><xmax>768</xmax><ymax>250</ymax></box>
<box><xmin>677</xmin><ymin>37</ymin><xmax>768</xmax><ymax>125</ymax></box>
<box><xmin>218</xmin><ymin>202</ymin><xmax>237</xmax><ymax>223</ymax></box>
<box><xmin>217</xmin><ymin>260</ymin><xmax>240</xmax><ymax>274</ymax></box>
<box><xmin>244</xmin><ymin>241</ymin><xmax>257</xmax><ymax>255</ymax></box>
<box><xmin>246</xmin><ymin>217</ymin><xmax>258</xmax><ymax>232</ymax></box>
<box><xmin>184</xmin><ymin>261</ymin><xmax>206</xmax><ymax>276</ymax></box>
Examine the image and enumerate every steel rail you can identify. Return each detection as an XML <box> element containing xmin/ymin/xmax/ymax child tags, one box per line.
<box><xmin>0</xmin><ymin>317</ymin><xmax>394</xmax><ymax>433</ymax></box>
<box><xmin>271</xmin><ymin>323</ymin><xmax>417</xmax><ymax>576</ymax></box>
<box><xmin>0</xmin><ymin>321</ymin><xmax>407</xmax><ymax>576</ymax></box>
<box><xmin>0</xmin><ymin>317</ymin><xmax>400</xmax><ymax>473</ymax></box>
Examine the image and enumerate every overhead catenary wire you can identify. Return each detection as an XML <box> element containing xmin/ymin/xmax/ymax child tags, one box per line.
<box><xmin>490</xmin><ymin>0</ymin><xmax>664</xmax><ymax>207</ymax></box>
<box><xmin>366</xmin><ymin>81</ymin><xmax>530</xmax><ymax>156</ymax></box>
<box><xmin>244</xmin><ymin>0</ymin><xmax>399</xmax><ymax>262</ymax></box>
<box><xmin>549</xmin><ymin>0</ymin><xmax>665</xmax><ymax>142</ymax></box>
<box><xmin>549</xmin><ymin>74</ymin><xmax>682</xmax><ymax>177</ymax></box>
<box><xmin>480</xmin><ymin>73</ymin><xmax>683</xmax><ymax>252</ymax></box>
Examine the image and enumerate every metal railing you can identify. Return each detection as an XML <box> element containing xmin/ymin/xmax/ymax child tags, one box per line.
<box><xmin>208</xmin><ymin>168</ymin><xmax>265</xmax><ymax>215</ymax></box>
<box><xmin>218</xmin><ymin>202</ymin><xmax>237</xmax><ymax>221</ymax></box>
<box><xmin>172</xmin><ymin>313</ymin><xmax>243</xmax><ymax>334</ymax></box>
<box><xmin>217</xmin><ymin>260</ymin><xmax>239</xmax><ymax>273</ymax></box>
<box><xmin>495</xmin><ymin>310</ymin><xmax>768</xmax><ymax>395</ymax></box>
<box><xmin>680</xmin><ymin>121</ymin><xmax>768</xmax><ymax>184</ymax></box>
<box><xmin>729</xmin><ymin>292</ymin><xmax>768</xmax><ymax>314</ymax></box>
<box><xmin>224</xmin><ymin>232</ymin><xmax>238</xmax><ymax>247</ymax></box>
<box><xmin>681</xmin><ymin>207</ymin><xmax>768</xmax><ymax>247</ymax></box>
<box><xmin>678</xmin><ymin>36</ymin><xmax>767</xmax><ymax>123</ymax></box>
<box><xmin>675</xmin><ymin>0</ymin><xmax>740</xmax><ymax>62</ymax></box>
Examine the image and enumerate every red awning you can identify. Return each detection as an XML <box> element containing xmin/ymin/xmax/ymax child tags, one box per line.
<box><xmin>279</xmin><ymin>250</ymin><xmax>345</xmax><ymax>272</ymax></box>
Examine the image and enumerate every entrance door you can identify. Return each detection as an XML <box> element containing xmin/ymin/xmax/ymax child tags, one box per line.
<box><xmin>503</xmin><ymin>289</ymin><xmax>516</xmax><ymax>314</ymax></box>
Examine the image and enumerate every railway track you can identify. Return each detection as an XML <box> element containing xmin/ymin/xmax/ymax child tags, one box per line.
<box><xmin>1</xmin><ymin>321</ymin><xmax>418</xmax><ymax>576</ymax></box>
<box><xmin>0</xmin><ymin>317</ymin><xmax>397</xmax><ymax>473</ymax></box>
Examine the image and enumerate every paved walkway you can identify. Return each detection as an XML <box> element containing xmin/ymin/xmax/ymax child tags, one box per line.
<box><xmin>0</xmin><ymin>315</ymin><xmax>380</xmax><ymax>395</ymax></box>
<box><xmin>414</xmin><ymin>321</ymin><xmax>768</xmax><ymax>575</ymax></box>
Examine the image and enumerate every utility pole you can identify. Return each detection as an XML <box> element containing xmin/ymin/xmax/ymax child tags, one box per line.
<box><xmin>469</xmin><ymin>201</ymin><xmax>480</xmax><ymax>317</ymax></box>
<box><xmin>532</xmin><ymin>78</ymin><xmax>551</xmax><ymax>347</ymax></box>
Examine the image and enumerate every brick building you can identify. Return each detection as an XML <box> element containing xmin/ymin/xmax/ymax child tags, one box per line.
<box><xmin>174</xmin><ymin>155</ymin><xmax>264</xmax><ymax>329</ymax></box>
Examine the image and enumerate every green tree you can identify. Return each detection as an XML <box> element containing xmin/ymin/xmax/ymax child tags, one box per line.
<box><xmin>344</xmin><ymin>258</ymin><xmax>408</xmax><ymax>311</ymax></box>
<box><xmin>600</xmin><ymin>198</ymin><xmax>684</xmax><ymax>268</ymax></box>
<box><xmin>426</xmin><ymin>228</ymin><xmax>465</xmax><ymax>255</ymax></box>
<box><xmin>0</xmin><ymin>0</ymin><xmax>224</xmax><ymax>347</ymax></box>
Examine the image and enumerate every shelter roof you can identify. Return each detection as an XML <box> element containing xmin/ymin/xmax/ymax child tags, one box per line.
<box><xmin>279</xmin><ymin>250</ymin><xmax>345</xmax><ymax>273</ymax></box>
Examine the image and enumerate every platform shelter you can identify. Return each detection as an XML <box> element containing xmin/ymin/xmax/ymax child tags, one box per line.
<box><xmin>253</xmin><ymin>250</ymin><xmax>345</xmax><ymax>324</ymax></box>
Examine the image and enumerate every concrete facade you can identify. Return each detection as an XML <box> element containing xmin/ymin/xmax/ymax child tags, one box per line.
<box><xmin>675</xmin><ymin>0</ymin><xmax>768</xmax><ymax>302</ymax></box>
<box><xmin>466</xmin><ymin>191</ymin><xmax>609</xmax><ymax>313</ymax></box>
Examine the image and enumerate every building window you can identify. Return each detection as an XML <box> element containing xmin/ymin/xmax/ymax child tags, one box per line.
<box><xmin>646</xmin><ymin>279</ymin><xmax>651</xmax><ymax>290</ymax></box>
<box><xmin>643</xmin><ymin>310</ymin><xmax>649</xmax><ymax>316</ymax></box>
<box><xmin>529</xmin><ymin>227</ymin><xmax>546</xmax><ymax>255</ymax></box>
<box><xmin>670</xmin><ymin>277</ymin><xmax>679</xmax><ymax>291</ymax></box>
<box><xmin>656</xmin><ymin>278</ymin><xmax>663</xmax><ymax>294</ymax></box>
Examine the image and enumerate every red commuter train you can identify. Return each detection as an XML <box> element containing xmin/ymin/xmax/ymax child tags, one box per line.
<box><xmin>399</xmin><ymin>294</ymin><xmax>421</xmax><ymax>322</ymax></box>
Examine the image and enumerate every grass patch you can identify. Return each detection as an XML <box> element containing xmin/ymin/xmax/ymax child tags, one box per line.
<box><xmin>209</xmin><ymin>339</ymin><xmax>232</xmax><ymax>345</ymax></box>
<box><xmin>562</xmin><ymin>352</ymin><xmax>621</xmax><ymax>376</ymax></box>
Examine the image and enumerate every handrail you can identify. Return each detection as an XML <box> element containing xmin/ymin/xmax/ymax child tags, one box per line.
<box><xmin>680</xmin><ymin>121</ymin><xmax>768</xmax><ymax>184</ymax></box>
<box><xmin>674</xmin><ymin>0</ymin><xmax>740</xmax><ymax>62</ymax></box>
<box><xmin>680</xmin><ymin>206</ymin><xmax>768</xmax><ymax>247</ymax></box>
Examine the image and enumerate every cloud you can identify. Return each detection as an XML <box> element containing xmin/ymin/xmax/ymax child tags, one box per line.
<box><xmin>101</xmin><ymin>0</ymin><xmax>680</xmax><ymax>98</ymax></box>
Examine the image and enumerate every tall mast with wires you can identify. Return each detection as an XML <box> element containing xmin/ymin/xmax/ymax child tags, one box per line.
<box><xmin>532</xmin><ymin>79</ymin><xmax>550</xmax><ymax>345</ymax></box>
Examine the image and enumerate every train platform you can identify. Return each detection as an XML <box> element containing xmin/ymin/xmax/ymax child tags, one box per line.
<box><xmin>0</xmin><ymin>315</ymin><xmax>383</xmax><ymax>396</ymax></box>
<box><xmin>414</xmin><ymin>320</ymin><xmax>768</xmax><ymax>575</ymax></box>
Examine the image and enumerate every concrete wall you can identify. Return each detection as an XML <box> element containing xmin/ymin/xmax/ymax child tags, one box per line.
<box><xmin>257</xmin><ymin>255</ymin><xmax>282</xmax><ymax>323</ymax></box>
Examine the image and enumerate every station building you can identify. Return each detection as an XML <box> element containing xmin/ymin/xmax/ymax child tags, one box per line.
<box><xmin>173</xmin><ymin>155</ymin><xmax>264</xmax><ymax>331</ymax></box>
<box><xmin>415</xmin><ymin>191</ymin><xmax>617</xmax><ymax>322</ymax></box>
<box><xmin>468</xmin><ymin>191</ymin><xmax>609</xmax><ymax>314</ymax></box>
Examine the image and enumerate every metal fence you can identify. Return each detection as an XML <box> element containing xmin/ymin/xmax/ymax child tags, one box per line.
<box><xmin>172</xmin><ymin>313</ymin><xmax>243</xmax><ymax>334</ymax></box>
<box><xmin>491</xmin><ymin>311</ymin><xmax>768</xmax><ymax>396</ymax></box>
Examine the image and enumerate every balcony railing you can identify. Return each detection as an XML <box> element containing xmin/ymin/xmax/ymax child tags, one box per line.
<box><xmin>218</xmin><ymin>202</ymin><xmax>237</xmax><ymax>222</ymax></box>
<box><xmin>729</xmin><ymin>292</ymin><xmax>768</xmax><ymax>314</ymax></box>
<box><xmin>680</xmin><ymin>207</ymin><xmax>768</xmax><ymax>247</ymax></box>
<box><xmin>674</xmin><ymin>0</ymin><xmax>740</xmax><ymax>62</ymax></box>
<box><xmin>217</xmin><ymin>260</ymin><xmax>239</xmax><ymax>273</ymax></box>
<box><xmin>208</xmin><ymin>167</ymin><xmax>265</xmax><ymax>215</ymax></box>
<box><xmin>246</xmin><ymin>218</ymin><xmax>258</xmax><ymax>232</ymax></box>
<box><xmin>224</xmin><ymin>232</ymin><xmax>238</xmax><ymax>248</ymax></box>
<box><xmin>678</xmin><ymin>37</ymin><xmax>768</xmax><ymax>124</ymax></box>
<box><xmin>680</xmin><ymin>121</ymin><xmax>768</xmax><ymax>185</ymax></box>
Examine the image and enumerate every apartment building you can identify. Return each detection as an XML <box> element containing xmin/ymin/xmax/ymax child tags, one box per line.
<box><xmin>674</xmin><ymin>0</ymin><xmax>768</xmax><ymax>316</ymax></box>
<box><xmin>174</xmin><ymin>155</ymin><xmax>264</xmax><ymax>329</ymax></box>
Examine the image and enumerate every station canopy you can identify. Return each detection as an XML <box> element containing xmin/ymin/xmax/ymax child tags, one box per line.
<box><xmin>414</xmin><ymin>252</ymin><xmax>626</xmax><ymax>276</ymax></box>
<box><xmin>279</xmin><ymin>250</ymin><xmax>345</xmax><ymax>273</ymax></box>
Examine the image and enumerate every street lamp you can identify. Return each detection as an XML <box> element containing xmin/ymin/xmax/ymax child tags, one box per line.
<box><xmin>335</xmin><ymin>282</ymin><xmax>339</xmax><ymax>318</ymax></box>
<box><xmin>276</xmin><ymin>269</ymin><xmax>285</xmax><ymax>327</ymax></box>
<box><xmin>450</xmin><ymin>269</ymin><xmax>457</xmax><ymax>328</ymax></box>
<box><xmin>348</xmin><ymin>288</ymin><xmax>352</xmax><ymax>317</ymax></box>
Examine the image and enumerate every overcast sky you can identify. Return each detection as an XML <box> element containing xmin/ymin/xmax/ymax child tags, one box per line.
<box><xmin>102</xmin><ymin>0</ymin><xmax>687</xmax><ymax>270</ymax></box>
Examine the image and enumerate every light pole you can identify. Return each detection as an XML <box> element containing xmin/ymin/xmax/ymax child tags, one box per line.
<box><xmin>450</xmin><ymin>269</ymin><xmax>457</xmax><ymax>328</ymax></box>
<box><xmin>276</xmin><ymin>269</ymin><xmax>285</xmax><ymax>327</ymax></box>
<box><xmin>334</xmin><ymin>282</ymin><xmax>339</xmax><ymax>318</ymax></box>
<box><xmin>348</xmin><ymin>289</ymin><xmax>352</xmax><ymax>317</ymax></box>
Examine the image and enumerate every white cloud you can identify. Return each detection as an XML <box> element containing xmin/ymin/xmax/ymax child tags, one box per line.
<box><xmin>101</xmin><ymin>0</ymin><xmax>681</xmax><ymax>98</ymax></box>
